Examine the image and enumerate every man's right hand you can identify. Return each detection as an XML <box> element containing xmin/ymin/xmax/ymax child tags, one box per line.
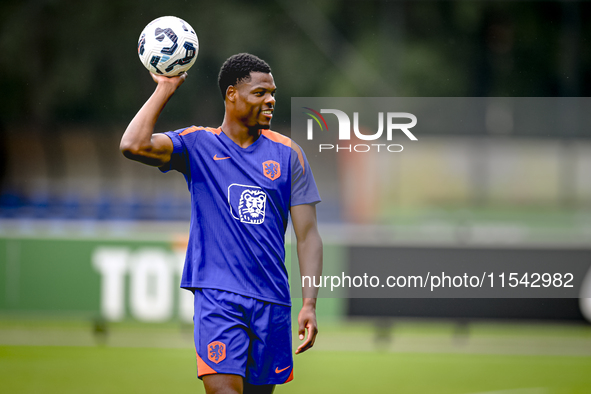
<box><xmin>150</xmin><ymin>72</ymin><xmax>188</xmax><ymax>92</ymax></box>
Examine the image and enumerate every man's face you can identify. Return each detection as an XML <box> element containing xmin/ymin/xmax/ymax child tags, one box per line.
<box><xmin>232</xmin><ymin>72</ymin><xmax>276</xmax><ymax>129</ymax></box>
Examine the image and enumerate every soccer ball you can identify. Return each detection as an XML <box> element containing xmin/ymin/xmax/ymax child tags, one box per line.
<box><xmin>138</xmin><ymin>16</ymin><xmax>199</xmax><ymax>77</ymax></box>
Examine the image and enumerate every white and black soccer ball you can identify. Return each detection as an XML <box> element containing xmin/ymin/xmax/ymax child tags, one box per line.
<box><xmin>138</xmin><ymin>16</ymin><xmax>199</xmax><ymax>77</ymax></box>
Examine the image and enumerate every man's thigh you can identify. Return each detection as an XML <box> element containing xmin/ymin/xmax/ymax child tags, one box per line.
<box><xmin>202</xmin><ymin>374</ymin><xmax>275</xmax><ymax>394</ymax></box>
<box><xmin>247</xmin><ymin>300</ymin><xmax>293</xmax><ymax>385</ymax></box>
<box><xmin>194</xmin><ymin>289</ymin><xmax>251</xmax><ymax>379</ymax></box>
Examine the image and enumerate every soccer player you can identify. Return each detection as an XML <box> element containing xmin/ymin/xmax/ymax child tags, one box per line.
<box><xmin>120</xmin><ymin>53</ymin><xmax>323</xmax><ymax>394</ymax></box>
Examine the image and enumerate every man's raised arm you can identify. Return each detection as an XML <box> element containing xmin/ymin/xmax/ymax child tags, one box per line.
<box><xmin>120</xmin><ymin>73</ymin><xmax>187</xmax><ymax>167</ymax></box>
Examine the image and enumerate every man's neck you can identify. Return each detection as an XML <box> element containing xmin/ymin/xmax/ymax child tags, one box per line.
<box><xmin>220</xmin><ymin>121</ymin><xmax>261</xmax><ymax>149</ymax></box>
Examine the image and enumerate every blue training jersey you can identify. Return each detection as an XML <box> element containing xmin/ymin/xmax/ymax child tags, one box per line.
<box><xmin>160</xmin><ymin>126</ymin><xmax>321</xmax><ymax>306</ymax></box>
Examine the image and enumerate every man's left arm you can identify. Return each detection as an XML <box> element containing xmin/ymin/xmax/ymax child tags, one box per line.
<box><xmin>290</xmin><ymin>203</ymin><xmax>323</xmax><ymax>355</ymax></box>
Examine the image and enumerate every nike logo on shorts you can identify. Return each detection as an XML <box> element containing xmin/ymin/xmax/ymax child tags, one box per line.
<box><xmin>275</xmin><ymin>366</ymin><xmax>290</xmax><ymax>373</ymax></box>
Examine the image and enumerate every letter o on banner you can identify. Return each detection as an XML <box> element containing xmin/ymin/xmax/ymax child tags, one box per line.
<box><xmin>92</xmin><ymin>247</ymin><xmax>130</xmax><ymax>322</ymax></box>
<box><xmin>579</xmin><ymin>265</ymin><xmax>591</xmax><ymax>323</ymax></box>
<box><xmin>129</xmin><ymin>248</ymin><xmax>173</xmax><ymax>322</ymax></box>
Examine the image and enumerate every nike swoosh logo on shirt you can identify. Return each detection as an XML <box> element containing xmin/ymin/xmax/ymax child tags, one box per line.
<box><xmin>213</xmin><ymin>154</ymin><xmax>231</xmax><ymax>161</ymax></box>
<box><xmin>275</xmin><ymin>366</ymin><xmax>290</xmax><ymax>374</ymax></box>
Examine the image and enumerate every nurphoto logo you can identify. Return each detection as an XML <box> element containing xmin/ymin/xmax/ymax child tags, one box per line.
<box><xmin>303</xmin><ymin>107</ymin><xmax>418</xmax><ymax>153</ymax></box>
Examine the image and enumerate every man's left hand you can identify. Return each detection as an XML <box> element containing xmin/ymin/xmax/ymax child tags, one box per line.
<box><xmin>295</xmin><ymin>303</ymin><xmax>318</xmax><ymax>354</ymax></box>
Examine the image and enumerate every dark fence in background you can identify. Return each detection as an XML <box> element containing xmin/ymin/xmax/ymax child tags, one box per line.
<box><xmin>346</xmin><ymin>246</ymin><xmax>591</xmax><ymax>321</ymax></box>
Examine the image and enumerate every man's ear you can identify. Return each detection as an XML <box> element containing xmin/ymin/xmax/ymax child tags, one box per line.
<box><xmin>226</xmin><ymin>85</ymin><xmax>236</xmax><ymax>103</ymax></box>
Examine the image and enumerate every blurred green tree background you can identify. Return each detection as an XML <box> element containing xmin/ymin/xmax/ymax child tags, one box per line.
<box><xmin>0</xmin><ymin>0</ymin><xmax>589</xmax><ymax>130</ymax></box>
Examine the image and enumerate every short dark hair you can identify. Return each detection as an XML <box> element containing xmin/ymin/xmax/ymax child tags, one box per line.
<box><xmin>218</xmin><ymin>53</ymin><xmax>272</xmax><ymax>99</ymax></box>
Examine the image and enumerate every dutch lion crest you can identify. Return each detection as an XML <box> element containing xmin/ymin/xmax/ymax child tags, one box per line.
<box><xmin>238</xmin><ymin>189</ymin><xmax>266</xmax><ymax>224</ymax></box>
<box><xmin>228</xmin><ymin>184</ymin><xmax>267</xmax><ymax>225</ymax></box>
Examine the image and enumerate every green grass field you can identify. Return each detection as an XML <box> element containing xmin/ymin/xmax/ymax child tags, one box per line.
<box><xmin>1</xmin><ymin>318</ymin><xmax>591</xmax><ymax>393</ymax></box>
<box><xmin>2</xmin><ymin>346</ymin><xmax>591</xmax><ymax>394</ymax></box>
